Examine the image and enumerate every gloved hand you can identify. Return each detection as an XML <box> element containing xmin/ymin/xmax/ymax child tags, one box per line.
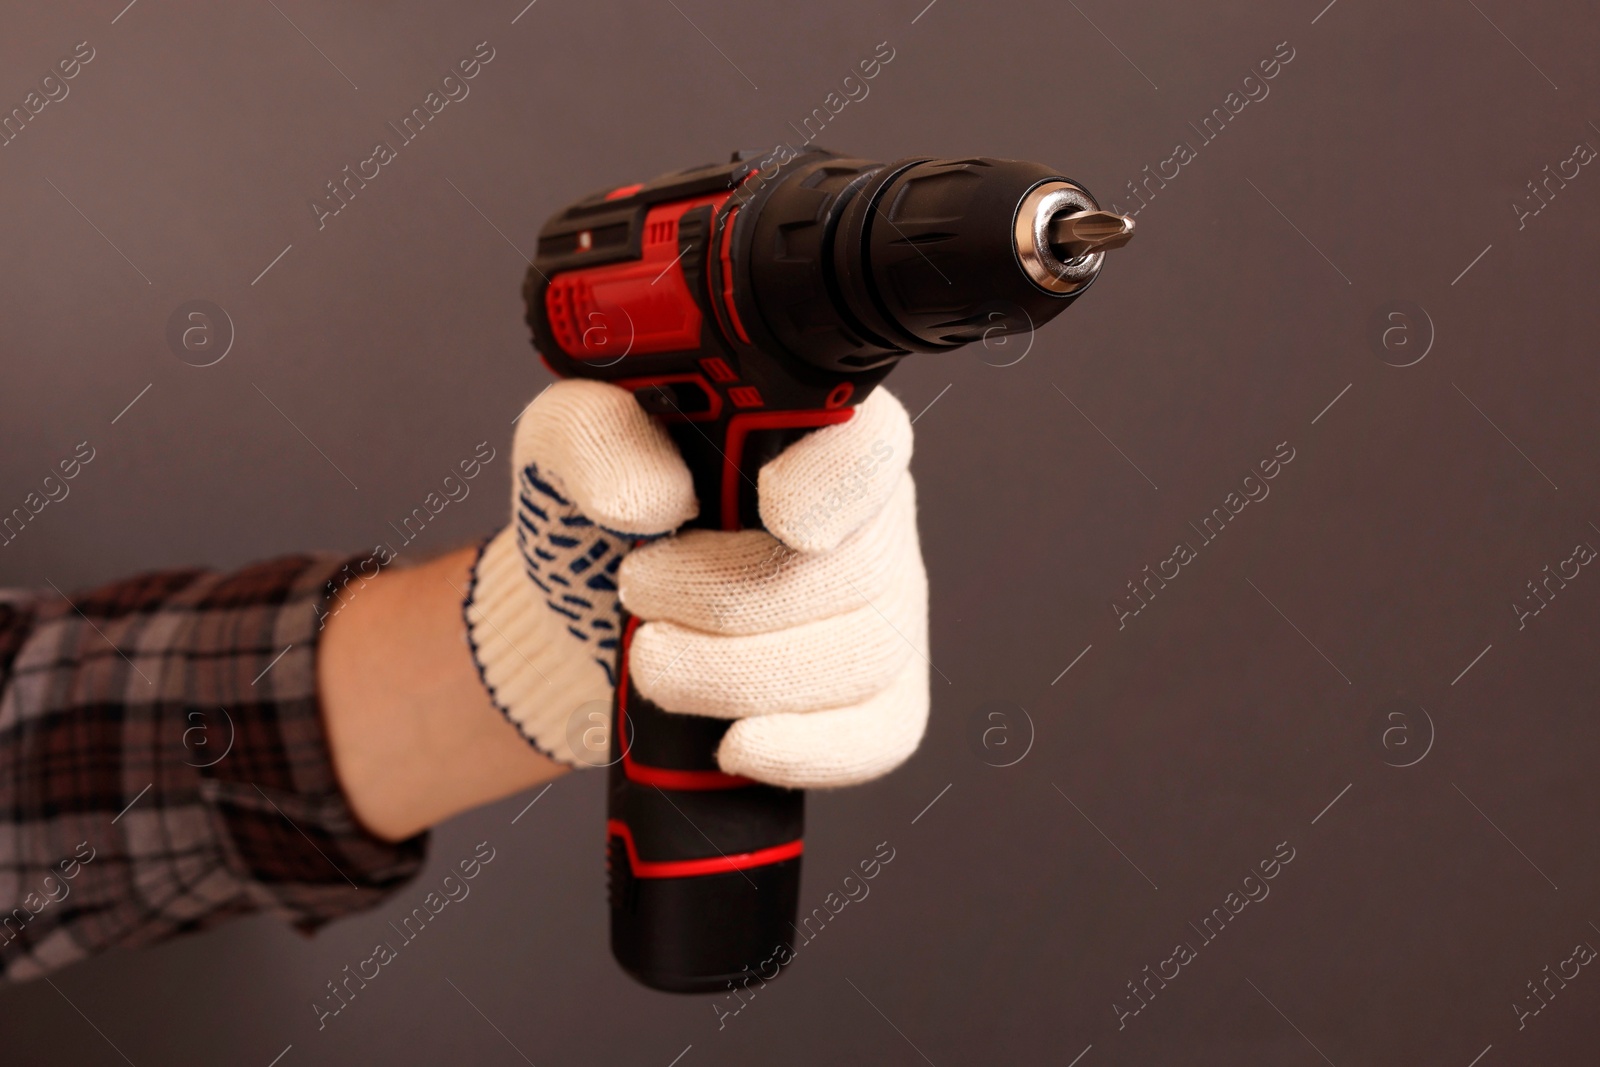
<box><xmin>463</xmin><ymin>380</ymin><xmax>928</xmax><ymax>788</ymax></box>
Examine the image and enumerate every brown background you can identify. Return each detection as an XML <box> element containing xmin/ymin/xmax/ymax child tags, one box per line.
<box><xmin>3</xmin><ymin>0</ymin><xmax>1599</xmax><ymax>1063</ymax></box>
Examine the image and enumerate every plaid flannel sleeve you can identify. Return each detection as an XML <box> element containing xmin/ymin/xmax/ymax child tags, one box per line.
<box><xmin>0</xmin><ymin>554</ymin><xmax>428</xmax><ymax>982</ymax></box>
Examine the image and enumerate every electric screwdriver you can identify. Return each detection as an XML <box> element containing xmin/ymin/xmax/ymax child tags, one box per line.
<box><xmin>521</xmin><ymin>147</ymin><xmax>1132</xmax><ymax>993</ymax></box>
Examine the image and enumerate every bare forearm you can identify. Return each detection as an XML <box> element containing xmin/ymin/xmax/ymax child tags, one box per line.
<box><xmin>318</xmin><ymin>546</ymin><xmax>567</xmax><ymax>842</ymax></box>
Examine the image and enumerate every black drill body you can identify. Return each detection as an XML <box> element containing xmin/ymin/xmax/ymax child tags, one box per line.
<box><xmin>522</xmin><ymin>147</ymin><xmax>1127</xmax><ymax>993</ymax></box>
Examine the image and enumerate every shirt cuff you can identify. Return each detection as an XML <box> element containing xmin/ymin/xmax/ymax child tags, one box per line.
<box><xmin>180</xmin><ymin>553</ymin><xmax>429</xmax><ymax>933</ymax></box>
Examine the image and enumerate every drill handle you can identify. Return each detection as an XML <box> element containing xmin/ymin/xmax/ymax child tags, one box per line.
<box><xmin>605</xmin><ymin>414</ymin><xmax>844</xmax><ymax>992</ymax></box>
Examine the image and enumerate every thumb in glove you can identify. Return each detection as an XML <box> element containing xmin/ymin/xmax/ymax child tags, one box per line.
<box><xmin>464</xmin><ymin>380</ymin><xmax>696</xmax><ymax>764</ymax></box>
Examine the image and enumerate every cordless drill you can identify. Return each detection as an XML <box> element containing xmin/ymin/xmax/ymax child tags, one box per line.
<box><xmin>522</xmin><ymin>147</ymin><xmax>1132</xmax><ymax>993</ymax></box>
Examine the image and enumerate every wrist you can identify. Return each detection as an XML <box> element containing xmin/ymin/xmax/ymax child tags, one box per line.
<box><xmin>318</xmin><ymin>546</ymin><xmax>568</xmax><ymax>842</ymax></box>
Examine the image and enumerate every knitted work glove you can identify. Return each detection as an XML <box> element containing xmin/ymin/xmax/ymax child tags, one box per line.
<box><xmin>463</xmin><ymin>379</ymin><xmax>928</xmax><ymax>789</ymax></box>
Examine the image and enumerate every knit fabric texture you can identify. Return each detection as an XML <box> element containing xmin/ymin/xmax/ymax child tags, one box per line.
<box><xmin>465</xmin><ymin>381</ymin><xmax>695</xmax><ymax>764</ymax></box>
<box><xmin>466</xmin><ymin>380</ymin><xmax>931</xmax><ymax>788</ymax></box>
